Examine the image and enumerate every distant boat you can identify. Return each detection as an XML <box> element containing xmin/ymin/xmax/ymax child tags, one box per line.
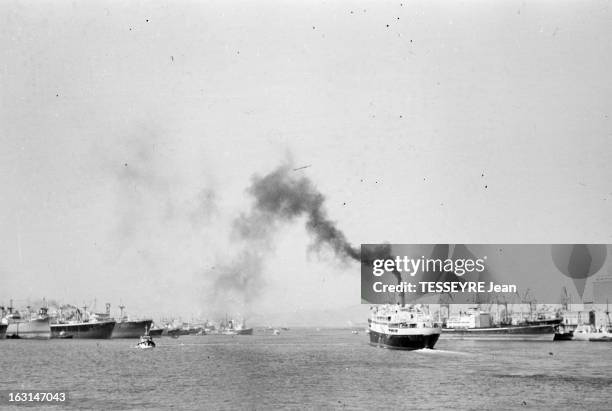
<box><xmin>220</xmin><ymin>318</ymin><xmax>253</xmax><ymax>335</ymax></box>
<box><xmin>553</xmin><ymin>323</ymin><xmax>575</xmax><ymax>341</ymax></box>
<box><xmin>573</xmin><ymin>324</ymin><xmax>612</xmax><ymax>342</ymax></box>
<box><xmin>136</xmin><ymin>334</ymin><xmax>156</xmax><ymax>349</ymax></box>
<box><xmin>273</xmin><ymin>329</ymin><xmax>281</xmax><ymax>335</ymax></box>
<box><xmin>588</xmin><ymin>301</ymin><xmax>612</xmax><ymax>341</ymax></box>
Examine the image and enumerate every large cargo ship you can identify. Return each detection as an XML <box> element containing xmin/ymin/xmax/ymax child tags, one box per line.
<box><xmin>5</xmin><ymin>306</ymin><xmax>51</xmax><ymax>339</ymax></box>
<box><xmin>368</xmin><ymin>305</ymin><xmax>441</xmax><ymax>350</ymax></box>
<box><xmin>111</xmin><ymin>305</ymin><xmax>152</xmax><ymax>338</ymax></box>
<box><xmin>113</xmin><ymin>319</ymin><xmax>153</xmax><ymax>338</ymax></box>
<box><xmin>51</xmin><ymin>320</ymin><xmax>116</xmax><ymax>339</ymax></box>
<box><xmin>51</xmin><ymin>308</ymin><xmax>115</xmax><ymax>339</ymax></box>
<box><xmin>442</xmin><ymin>310</ymin><xmax>560</xmax><ymax>341</ymax></box>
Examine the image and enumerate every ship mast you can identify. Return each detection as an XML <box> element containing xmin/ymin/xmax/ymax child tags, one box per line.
<box><xmin>606</xmin><ymin>299</ymin><xmax>611</xmax><ymax>330</ymax></box>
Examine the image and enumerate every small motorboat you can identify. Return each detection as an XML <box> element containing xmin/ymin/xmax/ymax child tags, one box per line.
<box><xmin>273</xmin><ymin>329</ymin><xmax>281</xmax><ymax>335</ymax></box>
<box><xmin>136</xmin><ymin>334</ymin><xmax>156</xmax><ymax>349</ymax></box>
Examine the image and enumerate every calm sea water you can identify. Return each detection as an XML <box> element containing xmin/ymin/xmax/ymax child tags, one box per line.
<box><xmin>1</xmin><ymin>329</ymin><xmax>611</xmax><ymax>410</ymax></box>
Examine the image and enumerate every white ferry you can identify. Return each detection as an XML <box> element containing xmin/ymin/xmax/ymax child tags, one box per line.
<box><xmin>368</xmin><ymin>305</ymin><xmax>441</xmax><ymax>350</ymax></box>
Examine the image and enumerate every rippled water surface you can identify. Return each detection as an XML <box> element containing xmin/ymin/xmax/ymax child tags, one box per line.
<box><xmin>1</xmin><ymin>329</ymin><xmax>611</xmax><ymax>410</ymax></box>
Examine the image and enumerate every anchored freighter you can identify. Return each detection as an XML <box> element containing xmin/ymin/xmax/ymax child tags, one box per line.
<box><xmin>50</xmin><ymin>305</ymin><xmax>116</xmax><ymax>339</ymax></box>
<box><xmin>442</xmin><ymin>310</ymin><xmax>560</xmax><ymax>341</ymax></box>
<box><xmin>111</xmin><ymin>305</ymin><xmax>152</xmax><ymax>338</ymax></box>
<box><xmin>5</xmin><ymin>306</ymin><xmax>51</xmax><ymax>339</ymax></box>
<box><xmin>51</xmin><ymin>314</ymin><xmax>115</xmax><ymax>339</ymax></box>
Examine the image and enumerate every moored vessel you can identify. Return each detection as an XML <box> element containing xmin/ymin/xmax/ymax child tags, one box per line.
<box><xmin>573</xmin><ymin>324</ymin><xmax>612</xmax><ymax>342</ymax></box>
<box><xmin>220</xmin><ymin>317</ymin><xmax>253</xmax><ymax>335</ymax></box>
<box><xmin>50</xmin><ymin>307</ymin><xmax>115</xmax><ymax>339</ymax></box>
<box><xmin>111</xmin><ymin>305</ymin><xmax>153</xmax><ymax>338</ymax></box>
<box><xmin>368</xmin><ymin>304</ymin><xmax>441</xmax><ymax>350</ymax></box>
<box><xmin>442</xmin><ymin>309</ymin><xmax>559</xmax><ymax>341</ymax></box>
<box><xmin>553</xmin><ymin>324</ymin><xmax>574</xmax><ymax>341</ymax></box>
<box><xmin>113</xmin><ymin>319</ymin><xmax>153</xmax><ymax>338</ymax></box>
<box><xmin>148</xmin><ymin>325</ymin><xmax>164</xmax><ymax>337</ymax></box>
<box><xmin>5</xmin><ymin>305</ymin><xmax>51</xmax><ymax>340</ymax></box>
<box><xmin>166</xmin><ymin>327</ymin><xmax>181</xmax><ymax>338</ymax></box>
<box><xmin>51</xmin><ymin>320</ymin><xmax>116</xmax><ymax>339</ymax></box>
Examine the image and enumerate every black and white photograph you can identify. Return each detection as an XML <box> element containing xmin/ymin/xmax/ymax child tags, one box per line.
<box><xmin>1</xmin><ymin>1</ymin><xmax>611</xmax><ymax>410</ymax></box>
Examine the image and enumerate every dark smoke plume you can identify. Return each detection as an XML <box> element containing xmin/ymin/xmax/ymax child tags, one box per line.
<box><xmin>208</xmin><ymin>164</ymin><xmax>363</xmax><ymax>314</ymax></box>
<box><xmin>235</xmin><ymin>164</ymin><xmax>360</xmax><ymax>261</ymax></box>
<box><xmin>208</xmin><ymin>164</ymin><xmax>400</xmax><ymax>314</ymax></box>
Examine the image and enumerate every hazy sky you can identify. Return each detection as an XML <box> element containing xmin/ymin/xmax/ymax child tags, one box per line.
<box><xmin>1</xmin><ymin>1</ymin><xmax>611</xmax><ymax>323</ymax></box>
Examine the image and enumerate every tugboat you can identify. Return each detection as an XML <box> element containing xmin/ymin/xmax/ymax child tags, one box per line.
<box><xmin>136</xmin><ymin>327</ymin><xmax>156</xmax><ymax>349</ymax></box>
<box><xmin>368</xmin><ymin>304</ymin><xmax>441</xmax><ymax>350</ymax></box>
<box><xmin>136</xmin><ymin>334</ymin><xmax>156</xmax><ymax>349</ymax></box>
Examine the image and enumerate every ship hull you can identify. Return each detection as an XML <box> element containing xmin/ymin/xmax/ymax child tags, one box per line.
<box><xmin>0</xmin><ymin>324</ymin><xmax>6</xmax><ymax>339</ymax></box>
<box><xmin>51</xmin><ymin>321</ymin><xmax>116</xmax><ymax>339</ymax></box>
<box><xmin>112</xmin><ymin>320</ymin><xmax>153</xmax><ymax>338</ymax></box>
<box><xmin>369</xmin><ymin>329</ymin><xmax>440</xmax><ymax>350</ymax></box>
<box><xmin>442</xmin><ymin>324</ymin><xmax>556</xmax><ymax>341</ymax></box>
<box><xmin>6</xmin><ymin>318</ymin><xmax>51</xmax><ymax>339</ymax></box>
<box><xmin>166</xmin><ymin>328</ymin><xmax>181</xmax><ymax>338</ymax></box>
<box><xmin>148</xmin><ymin>328</ymin><xmax>164</xmax><ymax>337</ymax></box>
<box><xmin>221</xmin><ymin>328</ymin><xmax>254</xmax><ymax>335</ymax></box>
<box><xmin>553</xmin><ymin>332</ymin><xmax>574</xmax><ymax>341</ymax></box>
